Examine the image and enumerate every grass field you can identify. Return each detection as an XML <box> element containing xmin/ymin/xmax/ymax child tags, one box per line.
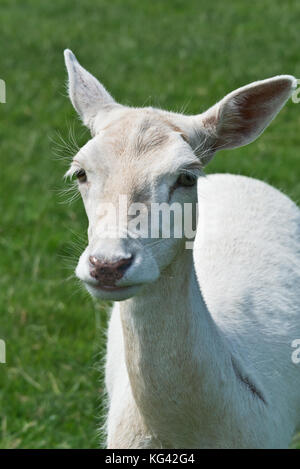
<box><xmin>0</xmin><ymin>0</ymin><xmax>300</xmax><ymax>449</ymax></box>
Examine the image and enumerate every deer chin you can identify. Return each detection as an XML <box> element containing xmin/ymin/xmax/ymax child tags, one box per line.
<box><xmin>85</xmin><ymin>282</ymin><xmax>142</xmax><ymax>301</ymax></box>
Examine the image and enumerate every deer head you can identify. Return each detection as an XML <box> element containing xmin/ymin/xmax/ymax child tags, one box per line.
<box><xmin>64</xmin><ymin>49</ymin><xmax>296</xmax><ymax>300</ymax></box>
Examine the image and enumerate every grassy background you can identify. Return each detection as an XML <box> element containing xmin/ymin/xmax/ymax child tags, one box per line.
<box><xmin>0</xmin><ymin>0</ymin><xmax>300</xmax><ymax>449</ymax></box>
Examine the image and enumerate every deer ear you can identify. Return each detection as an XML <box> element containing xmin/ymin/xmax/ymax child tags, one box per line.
<box><xmin>64</xmin><ymin>49</ymin><xmax>117</xmax><ymax>133</ymax></box>
<box><xmin>190</xmin><ymin>75</ymin><xmax>296</xmax><ymax>164</ymax></box>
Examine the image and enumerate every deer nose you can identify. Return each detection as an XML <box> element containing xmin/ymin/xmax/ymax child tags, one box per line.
<box><xmin>89</xmin><ymin>255</ymin><xmax>134</xmax><ymax>286</ymax></box>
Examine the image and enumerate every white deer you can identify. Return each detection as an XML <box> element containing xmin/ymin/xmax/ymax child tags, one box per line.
<box><xmin>63</xmin><ymin>49</ymin><xmax>300</xmax><ymax>449</ymax></box>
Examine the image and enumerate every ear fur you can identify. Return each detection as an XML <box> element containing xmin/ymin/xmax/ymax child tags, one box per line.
<box><xmin>188</xmin><ymin>75</ymin><xmax>297</xmax><ymax>164</ymax></box>
<box><xmin>64</xmin><ymin>49</ymin><xmax>117</xmax><ymax>132</ymax></box>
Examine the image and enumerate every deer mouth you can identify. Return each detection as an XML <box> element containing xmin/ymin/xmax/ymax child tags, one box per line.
<box><xmin>85</xmin><ymin>280</ymin><xmax>142</xmax><ymax>300</ymax></box>
<box><xmin>92</xmin><ymin>283</ymin><xmax>128</xmax><ymax>292</ymax></box>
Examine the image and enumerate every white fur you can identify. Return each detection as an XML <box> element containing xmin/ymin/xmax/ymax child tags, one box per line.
<box><xmin>64</xmin><ymin>50</ymin><xmax>300</xmax><ymax>448</ymax></box>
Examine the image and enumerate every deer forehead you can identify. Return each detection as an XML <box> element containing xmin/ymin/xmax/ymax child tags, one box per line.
<box><xmin>99</xmin><ymin>108</ymin><xmax>188</xmax><ymax>161</ymax></box>
<box><xmin>102</xmin><ymin>109</ymin><xmax>172</xmax><ymax>149</ymax></box>
<box><xmin>76</xmin><ymin>108</ymin><xmax>196</xmax><ymax>182</ymax></box>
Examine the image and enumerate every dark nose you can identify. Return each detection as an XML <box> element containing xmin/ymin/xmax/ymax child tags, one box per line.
<box><xmin>89</xmin><ymin>255</ymin><xmax>133</xmax><ymax>286</ymax></box>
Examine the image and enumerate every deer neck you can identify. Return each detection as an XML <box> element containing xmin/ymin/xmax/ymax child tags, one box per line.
<box><xmin>119</xmin><ymin>245</ymin><xmax>240</xmax><ymax>445</ymax></box>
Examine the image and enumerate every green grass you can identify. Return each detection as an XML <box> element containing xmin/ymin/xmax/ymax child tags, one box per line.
<box><xmin>0</xmin><ymin>0</ymin><xmax>300</xmax><ymax>449</ymax></box>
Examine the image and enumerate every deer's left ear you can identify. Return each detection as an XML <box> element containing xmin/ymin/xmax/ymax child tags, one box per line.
<box><xmin>189</xmin><ymin>75</ymin><xmax>297</xmax><ymax>164</ymax></box>
<box><xmin>64</xmin><ymin>49</ymin><xmax>118</xmax><ymax>133</ymax></box>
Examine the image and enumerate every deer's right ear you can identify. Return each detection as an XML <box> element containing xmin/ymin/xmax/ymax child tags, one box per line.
<box><xmin>64</xmin><ymin>49</ymin><xmax>118</xmax><ymax>133</ymax></box>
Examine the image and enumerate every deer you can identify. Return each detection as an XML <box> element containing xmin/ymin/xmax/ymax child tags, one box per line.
<box><xmin>63</xmin><ymin>49</ymin><xmax>300</xmax><ymax>449</ymax></box>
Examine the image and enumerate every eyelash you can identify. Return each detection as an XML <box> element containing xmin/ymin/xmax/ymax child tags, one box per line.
<box><xmin>168</xmin><ymin>172</ymin><xmax>197</xmax><ymax>200</ymax></box>
<box><xmin>175</xmin><ymin>172</ymin><xmax>197</xmax><ymax>187</ymax></box>
<box><xmin>74</xmin><ymin>169</ymin><xmax>87</xmax><ymax>183</ymax></box>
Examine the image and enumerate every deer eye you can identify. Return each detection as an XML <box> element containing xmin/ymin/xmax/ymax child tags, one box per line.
<box><xmin>75</xmin><ymin>169</ymin><xmax>87</xmax><ymax>183</ymax></box>
<box><xmin>176</xmin><ymin>172</ymin><xmax>197</xmax><ymax>187</ymax></box>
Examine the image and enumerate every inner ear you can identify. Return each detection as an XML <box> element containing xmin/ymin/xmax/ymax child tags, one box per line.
<box><xmin>216</xmin><ymin>78</ymin><xmax>295</xmax><ymax>149</ymax></box>
<box><xmin>198</xmin><ymin>75</ymin><xmax>296</xmax><ymax>155</ymax></box>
